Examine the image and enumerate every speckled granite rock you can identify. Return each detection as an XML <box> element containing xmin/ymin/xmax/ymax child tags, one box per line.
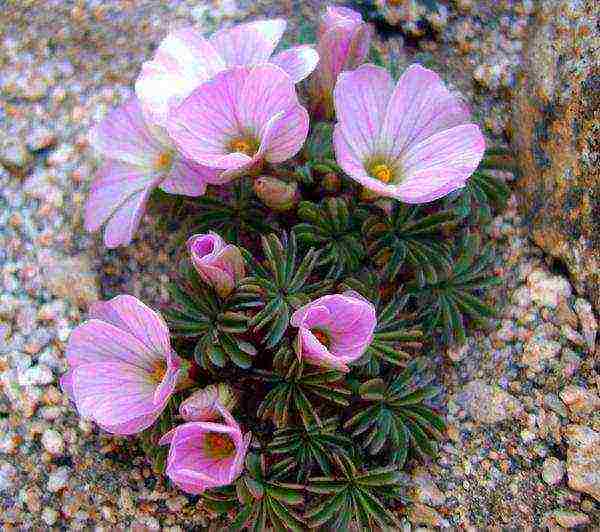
<box><xmin>511</xmin><ymin>0</ymin><xmax>600</xmax><ymax>312</ymax></box>
<box><xmin>565</xmin><ymin>425</ymin><xmax>600</xmax><ymax>502</ymax></box>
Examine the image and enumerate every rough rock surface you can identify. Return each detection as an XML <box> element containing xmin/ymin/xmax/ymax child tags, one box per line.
<box><xmin>0</xmin><ymin>0</ymin><xmax>599</xmax><ymax>529</ymax></box>
<box><xmin>511</xmin><ymin>0</ymin><xmax>600</xmax><ymax>312</ymax></box>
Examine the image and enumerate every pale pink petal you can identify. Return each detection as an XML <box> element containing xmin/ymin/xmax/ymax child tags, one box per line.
<box><xmin>259</xmin><ymin>106</ymin><xmax>309</xmax><ymax>164</ymax></box>
<box><xmin>72</xmin><ymin>362</ymin><xmax>159</xmax><ymax>431</ymax></box>
<box><xmin>333</xmin><ymin>64</ymin><xmax>394</xmax><ymax>160</ymax></box>
<box><xmin>154</xmin><ymin>360</ymin><xmax>182</xmax><ymax>405</ymax></box>
<box><xmin>290</xmin><ymin>304</ymin><xmax>331</xmax><ymax>329</ymax></box>
<box><xmin>298</xmin><ymin>328</ymin><xmax>350</xmax><ymax>372</ymax></box>
<box><xmin>271</xmin><ymin>46</ymin><xmax>320</xmax><ymax>83</ymax></box>
<box><xmin>380</xmin><ymin>64</ymin><xmax>472</xmax><ymax>160</ymax></box>
<box><xmin>86</xmin><ymin>295</ymin><xmax>171</xmax><ymax>356</ymax></box>
<box><xmin>66</xmin><ymin>318</ymin><xmax>162</xmax><ymax>372</ymax></box>
<box><xmin>320</xmin><ymin>6</ymin><xmax>363</xmax><ymax>36</ymax></box>
<box><xmin>333</xmin><ymin>126</ymin><xmax>395</xmax><ymax>197</ymax></box>
<box><xmin>159</xmin><ymin>159</ymin><xmax>214</xmax><ymax>196</ymax></box>
<box><xmin>90</xmin><ymin>97</ymin><xmax>161</xmax><ymax>166</ymax></box>
<box><xmin>100</xmin><ymin>413</ymin><xmax>159</xmax><ymax>436</ymax></box>
<box><xmin>60</xmin><ymin>371</ymin><xmax>75</xmax><ymax>400</ymax></box>
<box><xmin>84</xmin><ymin>161</ymin><xmax>157</xmax><ymax>233</ymax></box>
<box><xmin>239</xmin><ymin>64</ymin><xmax>299</xmax><ymax>137</ymax></box>
<box><xmin>229</xmin><ymin>432</ymin><xmax>251</xmax><ymax>482</ymax></box>
<box><xmin>103</xmin><ymin>187</ymin><xmax>152</xmax><ymax>248</ymax></box>
<box><xmin>396</xmin><ymin>123</ymin><xmax>485</xmax><ymax>202</ymax></box>
<box><xmin>167</xmin><ymin>67</ymin><xmax>248</xmax><ymax>165</ymax></box>
<box><xmin>135</xmin><ymin>27</ymin><xmax>225</xmax><ymax>128</ymax></box>
<box><xmin>163</xmin><ymin>420</ymin><xmax>247</xmax><ymax>494</ymax></box>
<box><xmin>210</xmin><ymin>19</ymin><xmax>286</xmax><ymax>66</ymax></box>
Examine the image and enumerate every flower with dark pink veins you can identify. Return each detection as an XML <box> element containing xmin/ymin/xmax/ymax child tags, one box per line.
<box><xmin>309</xmin><ymin>5</ymin><xmax>372</xmax><ymax>118</ymax></box>
<box><xmin>187</xmin><ymin>232</ymin><xmax>245</xmax><ymax>297</ymax></box>
<box><xmin>168</xmin><ymin>64</ymin><xmax>309</xmax><ymax>180</ymax></box>
<box><xmin>333</xmin><ymin>64</ymin><xmax>486</xmax><ymax>203</ymax></box>
<box><xmin>159</xmin><ymin>403</ymin><xmax>251</xmax><ymax>494</ymax></box>
<box><xmin>86</xmin><ymin>97</ymin><xmax>221</xmax><ymax>248</ymax></box>
<box><xmin>135</xmin><ymin>20</ymin><xmax>319</xmax><ymax>129</ymax></box>
<box><xmin>61</xmin><ymin>295</ymin><xmax>183</xmax><ymax>435</ymax></box>
<box><xmin>290</xmin><ymin>291</ymin><xmax>377</xmax><ymax>372</ymax></box>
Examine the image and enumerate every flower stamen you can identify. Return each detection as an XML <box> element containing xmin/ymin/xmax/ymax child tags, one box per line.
<box><xmin>203</xmin><ymin>432</ymin><xmax>236</xmax><ymax>460</ymax></box>
<box><xmin>229</xmin><ymin>137</ymin><xmax>258</xmax><ymax>157</ymax></box>
<box><xmin>150</xmin><ymin>360</ymin><xmax>167</xmax><ymax>384</ymax></box>
<box><xmin>371</xmin><ymin>163</ymin><xmax>393</xmax><ymax>183</ymax></box>
<box><xmin>312</xmin><ymin>328</ymin><xmax>331</xmax><ymax>349</ymax></box>
<box><xmin>155</xmin><ymin>151</ymin><xmax>173</xmax><ymax>171</ymax></box>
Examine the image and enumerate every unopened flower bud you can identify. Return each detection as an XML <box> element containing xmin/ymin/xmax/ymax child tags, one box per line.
<box><xmin>179</xmin><ymin>383</ymin><xmax>239</xmax><ymax>422</ymax></box>
<box><xmin>253</xmin><ymin>176</ymin><xmax>299</xmax><ymax>211</ymax></box>
<box><xmin>187</xmin><ymin>232</ymin><xmax>245</xmax><ymax>297</ymax></box>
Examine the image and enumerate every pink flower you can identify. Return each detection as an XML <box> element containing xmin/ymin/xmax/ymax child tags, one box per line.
<box><xmin>290</xmin><ymin>291</ymin><xmax>377</xmax><ymax>372</ymax></box>
<box><xmin>333</xmin><ymin>64</ymin><xmax>486</xmax><ymax>203</ymax></box>
<box><xmin>86</xmin><ymin>97</ymin><xmax>221</xmax><ymax>248</ymax></box>
<box><xmin>179</xmin><ymin>384</ymin><xmax>238</xmax><ymax>422</ymax></box>
<box><xmin>168</xmin><ymin>64</ymin><xmax>309</xmax><ymax>180</ymax></box>
<box><xmin>310</xmin><ymin>6</ymin><xmax>372</xmax><ymax>118</ymax></box>
<box><xmin>61</xmin><ymin>295</ymin><xmax>182</xmax><ymax>435</ymax></box>
<box><xmin>135</xmin><ymin>20</ymin><xmax>319</xmax><ymax>129</ymax></box>
<box><xmin>159</xmin><ymin>403</ymin><xmax>251</xmax><ymax>494</ymax></box>
<box><xmin>187</xmin><ymin>232</ymin><xmax>246</xmax><ymax>297</ymax></box>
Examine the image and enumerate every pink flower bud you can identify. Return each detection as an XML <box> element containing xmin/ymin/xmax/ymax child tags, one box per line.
<box><xmin>187</xmin><ymin>232</ymin><xmax>245</xmax><ymax>297</ymax></box>
<box><xmin>179</xmin><ymin>384</ymin><xmax>239</xmax><ymax>422</ymax></box>
<box><xmin>253</xmin><ymin>176</ymin><xmax>299</xmax><ymax>211</ymax></box>
<box><xmin>310</xmin><ymin>6</ymin><xmax>372</xmax><ymax>119</ymax></box>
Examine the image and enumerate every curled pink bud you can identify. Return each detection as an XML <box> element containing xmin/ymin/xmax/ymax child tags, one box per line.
<box><xmin>187</xmin><ymin>232</ymin><xmax>245</xmax><ymax>297</ymax></box>
<box><xmin>180</xmin><ymin>384</ymin><xmax>238</xmax><ymax>422</ymax></box>
<box><xmin>290</xmin><ymin>291</ymin><xmax>377</xmax><ymax>372</ymax></box>
<box><xmin>310</xmin><ymin>6</ymin><xmax>372</xmax><ymax>119</ymax></box>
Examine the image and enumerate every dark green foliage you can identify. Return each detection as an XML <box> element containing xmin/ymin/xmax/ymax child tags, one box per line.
<box><xmin>447</xmin><ymin>170</ymin><xmax>511</xmax><ymax>222</ymax></box>
<box><xmin>295</xmin><ymin>122</ymin><xmax>340</xmax><ymax>185</ymax></box>
<box><xmin>256</xmin><ymin>360</ymin><xmax>351</xmax><ymax>429</ymax></box>
<box><xmin>362</xmin><ymin>203</ymin><xmax>455</xmax><ymax>286</ymax></box>
<box><xmin>408</xmin><ymin>233</ymin><xmax>499</xmax><ymax>344</ymax></box>
<box><xmin>204</xmin><ymin>455</ymin><xmax>306</xmax><ymax>531</ymax></box>
<box><xmin>165</xmin><ymin>263</ymin><xmax>257</xmax><ymax>369</ymax></box>
<box><xmin>237</xmin><ymin>233</ymin><xmax>330</xmax><ymax>348</ymax></box>
<box><xmin>344</xmin><ymin>358</ymin><xmax>445</xmax><ymax>467</ymax></box>
<box><xmin>294</xmin><ymin>197</ymin><xmax>365</xmax><ymax>277</ymax></box>
<box><xmin>306</xmin><ymin>454</ymin><xmax>406</xmax><ymax>530</ymax></box>
<box><xmin>186</xmin><ymin>179</ymin><xmax>271</xmax><ymax>244</ymax></box>
<box><xmin>268</xmin><ymin>417</ymin><xmax>353</xmax><ymax>481</ymax></box>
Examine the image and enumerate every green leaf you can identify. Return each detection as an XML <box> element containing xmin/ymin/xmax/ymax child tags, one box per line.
<box><xmin>345</xmin><ymin>359</ymin><xmax>445</xmax><ymax>460</ymax></box>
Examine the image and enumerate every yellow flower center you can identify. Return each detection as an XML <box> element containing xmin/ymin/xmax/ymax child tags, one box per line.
<box><xmin>150</xmin><ymin>360</ymin><xmax>167</xmax><ymax>384</ymax></box>
<box><xmin>155</xmin><ymin>151</ymin><xmax>173</xmax><ymax>171</ymax></box>
<box><xmin>203</xmin><ymin>432</ymin><xmax>236</xmax><ymax>460</ymax></box>
<box><xmin>229</xmin><ymin>137</ymin><xmax>257</xmax><ymax>157</ymax></box>
<box><xmin>312</xmin><ymin>329</ymin><xmax>331</xmax><ymax>349</ymax></box>
<box><xmin>371</xmin><ymin>163</ymin><xmax>393</xmax><ymax>183</ymax></box>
